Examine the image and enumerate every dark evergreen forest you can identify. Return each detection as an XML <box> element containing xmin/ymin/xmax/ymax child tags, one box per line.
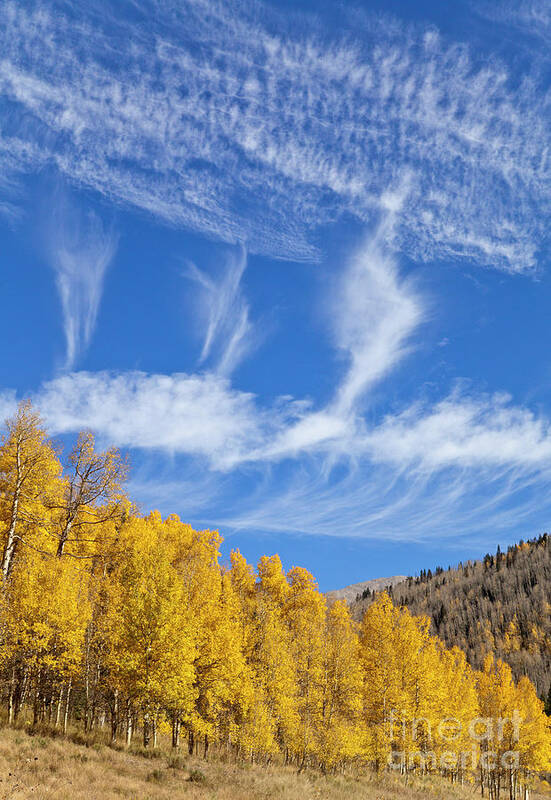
<box><xmin>351</xmin><ymin>535</ymin><xmax>551</xmax><ymax>698</ymax></box>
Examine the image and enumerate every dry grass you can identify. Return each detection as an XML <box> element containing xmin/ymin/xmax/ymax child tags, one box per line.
<box><xmin>0</xmin><ymin>726</ymin><xmax>546</xmax><ymax>800</ymax></box>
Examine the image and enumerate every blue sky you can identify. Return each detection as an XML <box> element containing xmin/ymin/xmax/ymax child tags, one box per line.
<box><xmin>2</xmin><ymin>0</ymin><xmax>551</xmax><ymax>590</ymax></box>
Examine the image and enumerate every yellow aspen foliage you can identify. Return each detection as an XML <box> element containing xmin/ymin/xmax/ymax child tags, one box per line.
<box><xmin>164</xmin><ymin>517</ymin><xmax>248</xmax><ymax>756</ymax></box>
<box><xmin>2</xmin><ymin>549</ymin><xmax>89</xmax><ymax>674</ymax></box>
<box><xmin>514</xmin><ymin>676</ymin><xmax>551</xmax><ymax>779</ymax></box>
<box><xmin>212</xmin><ymin>572</ymin><xmax>256</xmax><ymax>749</ymax></box>
<box><xmin>284</xmin><ymin>567</ymin><xmax>326</xmax><ymax>768</ymax></box>
<box><xmin>359</xmin><ymin>593</ymin><xmax>435</xmax><ymax>768</ymax></box>
<box><xmin>476</xmin><ymin>655</ymin><xmax>524</xmax><ymax>797</ymax></box>
<box><xmin>359</xmin><ymin>592</ymin><xmax>481</xmax><ymax>776</ymax></box>
<box><xmin>51</xmin><ymin>432</ymin><xmax>128</xmax><ymax>559</ymax></box>
<box><xmin>228</xmin><ymin>550</ymin><xmax>279</xmax><ymax>760</ymax></box>
<box><xmin>317</xmin><ymin>600</ymin><xmax>362</xmax><ymax>771</ymax></box>
<box><xmin>229</xmin><ymin>549</ymin><xmax>257</xmax><ymax>657</ymax></box>
<box><xmin>1</xmin><ymin>548</ymin><xmax>90</xmax><ymax>725</ymax></box>
<box><xmin>104</xmin><ymin>514</ymin><xmax>195</xmax><ymax>746</ymax></box>
<box><xmin>254</xmin><ymin>555</ymin><xmax>300</xmax><ymax>758</ymax></box>
<box><xmin>0</xmin><ymin>401</ymin><xmax>63</xmax><ymax>578</ymax></box>
<box><xmin>359</xmin><ymin>592</ymin><xmax>399</xmax><ymax>769</ymax></box>
<box><xmin>432</xmin><ymin>645</ymin><xmax>479</xmax><ymax>772</ymax></box>
<box><xmin>503</xmin><ymin>616</ymin><xmax>522</xmax><ymax>653</ymax></box>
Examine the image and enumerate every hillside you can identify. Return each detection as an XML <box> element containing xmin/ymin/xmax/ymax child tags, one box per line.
<box><xmin>325</xmin><ymin>575</ymin><xmax>407</xmax><ymax>605</ymax></box>
<box><xmin>350</xmin><ymin>534</ymin><xmax>551</xmax><ymax>696</ymax></box>
<box><xmin>0</xmin><ymin>726</ymin><xmax>543</xmax><ymax>800</ymax></box>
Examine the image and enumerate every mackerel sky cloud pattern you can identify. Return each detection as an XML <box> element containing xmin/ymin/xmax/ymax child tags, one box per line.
<box><xmin>0</xmin><ymin>0</ymin><xmax>550</xmax><ymax>269</ymax></box>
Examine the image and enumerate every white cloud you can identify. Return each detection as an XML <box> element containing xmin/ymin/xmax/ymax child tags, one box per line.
<box><xmin>331</xmin><ymin>220</ymin><xmax>424</xmax><ymax>416</ymax></box>
<box><xmin>0</xmin><ymin>0</ymin><xmax>549</xmax><ymax>269</ymax></box>
<box><xmin>363</xmin><ymin>392</ymin><xmax>551</xmax><ymax>470</ymax></box>
<box><xmin>216</xmin><ymin>386</ymin><xmax>551</xmax><ymax>541</ymax></box>
<box><xmin>46</xmin><ymin>197</ymin><xmax>117</xmax><ymax>369</ymax></box>
<box><xmin>0</xmin><ymin>169</ymin><xmax>23</xmax><ymax>224</ymax></box>
<box><xmin>0</xmin><ymin>201</ymin><xmax>550</xmax><ymax>544</ymax></box>
<box><xmin>255</xmin><ymin>225</ymin><xmax>424</xmax><ymax>459</ymax></box>
<box><xmin>27</xmin><ymin>370</ymin><xmax>269</xmax><ymax>470</ymax></box>
<box><xmin>185</xmin><ymin>246</ymin><xmax>256</xmax><ymax>376</ymax></box>
<box><xmin>0</xmin><ymin>390</ymin><xmax>17</xmax><ymax>424</ymax></box>
<box><xmin>1</xmin><ymin>0</ymin><xmax>550</xmax><ymax>542</ymax></box>
<box><xmin>258</xmin><ymin>410</ymin><xmax>351</xmax><ymax>461</ymax></box>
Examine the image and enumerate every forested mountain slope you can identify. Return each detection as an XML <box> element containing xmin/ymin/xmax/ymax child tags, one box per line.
<box><xmin>350</xmin><ymin>535</ymin><xmax>551</xmax><ymax>695</ymax></box>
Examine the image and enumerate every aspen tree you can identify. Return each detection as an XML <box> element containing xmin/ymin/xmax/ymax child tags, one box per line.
<box><xmin>514</xmin><ymin>676</ymin><xmax>551</xmax><ymax>796</ymax></box>
<box><xmin>359</xmin><ymin>593</ymin><xmax>402</xmax><ymax>770</ymax></box>
<box><xmin>284</xmin><ymin>566</ymin><xmax>326</xmax><ymax>770</ymax></box>
<box><xmin>0</xmin><ymin>408</ymin><xmax>549</xmax><ymax>789</ymax></box>
<box><xmin>0</xmin><ymin>402</ymin><xmax>62</xmax><ymax>579</ymax></box>
<box><xmin>229</xmin><ymin>549</ymin><xmax>257</xmax><ymax>657</ymax></box>
<box><xmin>105</xmin><ymin>514</ymin><xmax>195</xmax><ymax>747</ymax></box>
<box><xmin>51</xmin><ymin>432</ymin><xmax>128</xmax><ymax>558</ymax></box>
<box><xmin>476</xmin><ymin>655</ymin><xmax>521</xmax><ymax>798</ymax></box>
<box><xmin>171</xmin><ymin>521</ymin><xmax>225</xmax><ymax>754</ymax></box>
<box><xmin>229</xmin><ymin>550</ymin><xmax>279</xmax><ymax>761</ymax></box>
<box><xmin>317</xmin><ymin>600</ymin><xmax>362</xmax><ymax>771</ymax></box>
<box><xmin>255</xmin><ymin>555</ymin><xmax>300</xmax><ymax>761</ymax></box>
<box><xmin>360</xmin><ymin>593</ymin><xmax>449</xmax><ymax>772</ymax></box>
<box><xmin>2</xmin><ymin>548</ymin><xmax>90</xmax><ymax>727</ymax></box>
<box><xmin>433</xmin><ymin>645</ymin><xmax>479</xmax><ymax>781</ymax></box>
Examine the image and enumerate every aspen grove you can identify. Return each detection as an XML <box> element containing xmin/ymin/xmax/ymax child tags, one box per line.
<box><xmin>0</xmin><ymin>402</ymin><xmax>550</xmax><ymax>798</ymax></box>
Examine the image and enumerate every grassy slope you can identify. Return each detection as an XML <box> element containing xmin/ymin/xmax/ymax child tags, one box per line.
<box><xmin>0</xmin><ymin>727</ymin><xmax>548</xmax><ymax>800</ymax></box>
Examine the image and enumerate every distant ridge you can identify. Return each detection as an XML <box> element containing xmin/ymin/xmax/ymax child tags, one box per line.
<box><xmin>325</xmin><ymin>575</ymin><xmax>407</xmax><ymax>605</ymax></box>
<box><xmin>347</xmin><ymin>534</ymin><xmax>551</xmax><ymax>696</ymax></box>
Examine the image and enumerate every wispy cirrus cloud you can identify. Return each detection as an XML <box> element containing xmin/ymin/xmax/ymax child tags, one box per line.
<box><xmin>260</xmin><ymin>221</ymin><xmax>424</xmax><ymax>460</ymax></box>
<box><xmin>214</xmin><ymin>448</ymin><xmax>551</xmax><ymax>543</ymax></box>
<box><xmin>332</xmin><ymin>218</ymin><xmax>423</xmax><ymax>417</ymax></box>
<box><xmin>186</xmin><ymin>246</ymin><xmax>256</xmax><ymax>376</ymax></box>
<box><xmin>0</xmin><ymin>0</ymin><xmax>550</xmax><ymax>269</ymax></box>
<box><xmin>3</xmin><ymin>367</ymin><xmax>551</xmax><ymax>545</ymax></box>
<box><xmin>5</xmin><ymin>371</ymin><xmax>551</xmax><ymax>476</ymax></box>
<box><xmin>0</xmin><ymin>170</ymin><xmax>23</xmax><ymax>225</ymax></box>
<box><xmin>46</xmin><ymin>197</ymin><xmax>117</xmax><ymax>369</ymax></box>
<box><xmin>475</xmin><ymin>0</ymin><xmax>551</xmax><ymax>47</ymax></box>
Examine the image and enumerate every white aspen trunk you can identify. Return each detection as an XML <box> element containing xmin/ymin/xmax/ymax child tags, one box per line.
<box><xmin>2</xmin><ymin>438</ymin><xmax>22</xmax><ymax>582</ymax></box>
<box><xmin>172</xmin><ymin>713</ymin><xmax>180</xmax><ymax>748</ymax></box>
<box><xmin>143</xmin><ymin>709</ymin><xmax>151</xmax><ymax>748</ymax></box>
<box><xmin>125</xmin><ymin>702</ymin><xmax>133</xmax><ymax>747</ymax></box>
<box><xmin>63</xmin><ymin>678</ymin><xmax>72</xmax><ymax>734</ymax></box>
<box><xmin>55</xmin><ymin>685</ymin><xmax>64</xmax><ymax>728</ymax></box>
<box><xmin>33</xmin><ymin>670</ymin><xmax>41</xmax><ymax>726</ymax></box>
